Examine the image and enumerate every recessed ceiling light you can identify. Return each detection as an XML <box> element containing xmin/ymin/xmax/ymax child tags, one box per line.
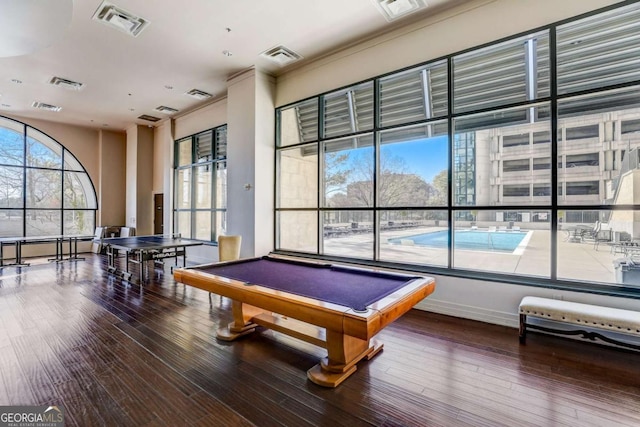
<box><xmin>372</xmin><ymin>0</ymin><xmax>427</xmax><ymax>21</ymax></box>
<box><xmin>185</xmin><ymin>88</ymin><xmax>213</xmax><ymax>100</ymax></box>
<box><xmin>92</xmin><ymin>1</ymin><xmax>150</xmax><ymax>37</ymax></box>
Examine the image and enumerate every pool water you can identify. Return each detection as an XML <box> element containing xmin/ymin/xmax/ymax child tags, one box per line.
<box><xmin>388</xmin><ymin>230</ymin><xmax>528</xmax><ymax>252</ymax></box>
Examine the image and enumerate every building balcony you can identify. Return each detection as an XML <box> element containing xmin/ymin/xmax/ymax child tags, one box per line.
<box><xmin>560</xmin><ymin>165</ymin><xmax>600</xmax><ymax>178</ymax></box>
<box><xmin>559</xmin><ymin>139</ymin><xmax>601</xmax><ymax>154</ymax></box>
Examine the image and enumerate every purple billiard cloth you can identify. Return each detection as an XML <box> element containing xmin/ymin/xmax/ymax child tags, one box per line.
<box><xmin>196</xmin><ymin>257</ymin><xmax>422</xmax><ymax>312</ymax></box>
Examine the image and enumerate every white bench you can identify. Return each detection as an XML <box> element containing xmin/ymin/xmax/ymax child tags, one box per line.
<box><xmin>519</xmin><ymin>296</ymin><xmax>640</xmax><ymax>351</ymax></box>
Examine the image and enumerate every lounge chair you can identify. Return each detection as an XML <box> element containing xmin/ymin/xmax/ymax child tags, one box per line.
<box><xmin>581</xmin><ymin>221</ymin><xmax>601</xmax><ymax>242</ymax></box>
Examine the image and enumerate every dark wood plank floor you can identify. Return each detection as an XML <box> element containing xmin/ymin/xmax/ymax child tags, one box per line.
<box><xmin>0</xmin><ymin>254</ymin><xmax>638</xmax><ymax>426</ymax></box>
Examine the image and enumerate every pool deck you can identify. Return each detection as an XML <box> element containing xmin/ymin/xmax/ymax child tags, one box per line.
<box><xmin>322</xmin><ymin>226</ymin><xmax>620</xmax><ymax>284</ymax></box>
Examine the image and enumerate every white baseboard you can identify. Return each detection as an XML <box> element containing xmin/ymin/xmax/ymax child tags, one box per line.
<box><xmin>414</xmin><ymin>298</ymin><xmax>519</xmax><ymax>329</ymax></box>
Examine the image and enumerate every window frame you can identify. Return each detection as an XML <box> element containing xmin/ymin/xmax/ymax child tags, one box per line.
<box><xmin>173</xmin><ymin>125</ymin><xmax>227</xmax><ymax>242</ymax></box>
<box><xmin>273</xmin><ymin>1</ymin><xmax>640</xmax><ymax>300</ymax></box>
<box><xmin>0</xmin><ymin>115</ymin><xmax>97</xmax><ymax>238</ymax></box>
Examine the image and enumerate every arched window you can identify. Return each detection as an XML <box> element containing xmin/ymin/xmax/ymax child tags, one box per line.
<box><xmin>0</xmin><ymin>116</ymin><xmax>97</xmax><ymax>237</ymax></box>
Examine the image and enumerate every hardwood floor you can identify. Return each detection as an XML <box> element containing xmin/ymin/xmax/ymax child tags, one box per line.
<box><xmin>0</xmin><ymin>254</ymin><xmax>638</xmax><ymax>426</ymax></box>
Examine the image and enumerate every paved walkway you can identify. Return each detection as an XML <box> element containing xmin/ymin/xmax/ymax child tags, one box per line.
<box><xmin>323</xmin><ymin>227</ymin><xmax>622</xmax><ymax>284</ymax></box>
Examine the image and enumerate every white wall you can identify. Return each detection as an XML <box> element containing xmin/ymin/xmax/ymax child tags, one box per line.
<box><xmin>227</xmin><ymin>68</ymin><xmax>276</xmax><ymax>258</ymax></box>
<box><xmin>174</xmin><ymin>100</ymin><xmax>227</xmax><ymax>140</ymax></box>
<box><xmin>125</xmin><ymin>124</ymin><xmax>138</xmax><ymax>230</ymax></box>
<box><xmin>416</xmin><ymin>274</ymin><xmax>640</xmax><ymax>328</ymax></box>
<box><xmin>254</xmin><ymin>71</ymin><xmax>276</xmax><ymax>256</ymax></box>
<box><xmin>154</xmin><ymin>121</ymin><xmax>173</xmax><ymax>236</ymax></box>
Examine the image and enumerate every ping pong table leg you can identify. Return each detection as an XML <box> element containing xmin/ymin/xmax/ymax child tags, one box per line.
<box><xmin>107</xmin><ymin>246</ymin><xmax>117</xmax><ymax>273</ymax></box>
<box><xmin>139</xmin><ymin>250</ymin><xmax>145</xmax><ymax>283</ymax></box>
<box><xmin>122</xmin><ymin>251</ymin><xmax>132</xmax><ymax>281</ymax></box>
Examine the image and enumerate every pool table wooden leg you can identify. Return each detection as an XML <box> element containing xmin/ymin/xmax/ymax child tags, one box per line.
<box><xmin>307</xmin><ymin>330</ymin><xmax>383</xmax><ymax>388</ymax></box>
<box><xmin>216</xmin><ymin>300</ymin><xmax>260</xmax><ymax>341</ymax></box>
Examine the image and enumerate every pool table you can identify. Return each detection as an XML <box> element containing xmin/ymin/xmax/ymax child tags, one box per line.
<box><xmin>173</xmin><ymin>256</ymin><xmax>435</xmax><ymax>387</ymax></box>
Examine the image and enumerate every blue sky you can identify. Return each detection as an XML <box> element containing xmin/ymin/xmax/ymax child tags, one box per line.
<box><xmin>332</xmin><ymin>135</ymin><xmax>450</xmax><ymax>186</ymax></box>
<box><xmin>383</xmin><ymin>135</ymin><xmax>449</xmax><ymax>183</ymax></box>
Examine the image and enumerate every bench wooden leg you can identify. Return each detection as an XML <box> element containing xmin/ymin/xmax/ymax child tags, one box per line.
<box><xmin>519</xmin><ymin>313</ymin><xmax>527</xmax><ymax>344</ymax></box>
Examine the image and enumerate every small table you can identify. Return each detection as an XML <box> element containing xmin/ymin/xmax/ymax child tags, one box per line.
<box><xmin>562</xmin><ymin>224</ymin><xmax>592</xmax><ymax>242</ymax></box>
<box><xmin>173</xmin><ymin>256</ymin><xmax>435</xmax><ymax>387</ymax></box>
<box><xmin>0</xmin><ymin>234</ymin><xmax>94</xmax><ymax>267</ymax></box>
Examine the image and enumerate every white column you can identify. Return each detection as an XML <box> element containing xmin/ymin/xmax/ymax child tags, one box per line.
<box><xmin>227</xmin><ymin>68</ymin><xmax>275</xmax><ymax>257</ymax></box>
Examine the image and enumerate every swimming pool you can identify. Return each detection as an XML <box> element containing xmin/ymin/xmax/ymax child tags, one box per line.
<box><xmin>388</xmin><ymin>230</ymin><xmax>529</xmax><ymax>253</ymax></box>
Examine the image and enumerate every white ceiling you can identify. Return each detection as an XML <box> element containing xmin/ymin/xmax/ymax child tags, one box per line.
<box><xmin>0</xmin><ymin>0</ymin><xmax>465</xmax><ymax>131</ymax></box>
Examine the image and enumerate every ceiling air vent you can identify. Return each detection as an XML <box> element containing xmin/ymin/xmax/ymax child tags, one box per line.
<box><xmin>185</xmin><ymin>89</ymin><xmax>213</xmax><ymax>100</ymax></box>
<box><xmin>92</xmin><ymin>1</ymin><xmax>150</xmax><ymax>37</ymax></box>
<box><xmin>260</xmin><ymin>45</ymin><xmax>302</xmax><ymax>66</ymax></box>
<box><xmin>32</xmin><ymin>101</ymin><xmax>61</xmax><ymax>112</ymax></box>
<box><xmin>372</xmin><ymin>0</ymin><xmax>427</xmax><ymax>22</ymax></box>
<box><xmin>154</xmin><ymin>105</ymin><xmax>179</xmax><ymax>114</ymax></box>
<box><xmin>138</xmin><ymin>114</ymin><xmax>161</xmax><ymax>122</ymax></box>
<box><xmin>49</xmin><ymin>76</ymin><xmax>84</xmax><ymax>90</ymax></box>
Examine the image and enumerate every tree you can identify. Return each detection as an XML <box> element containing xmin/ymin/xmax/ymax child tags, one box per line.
<box><xmin>325</xmin><ymin>147</ymin><xmax>438</xmax><ymax>207</ymax></box>
<box><xmin>429</xmin><ymin>169</ymin><xmax>448</xmax><ymax>206</ymax></box>
<box><xmin>324</xmin><ymin>151</ymin><xmax>351</xmax><ymax>206</ymax></box>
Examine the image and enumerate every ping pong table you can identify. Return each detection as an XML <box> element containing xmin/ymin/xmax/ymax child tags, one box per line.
<box><xmin>101</xmin><ymin>235</ymin><xmax>203</xmax><ymax>282</ymax></box>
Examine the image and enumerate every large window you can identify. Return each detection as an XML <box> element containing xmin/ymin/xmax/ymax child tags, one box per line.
<box><xmin>0</xmin><ymin>116</ymin><xmax>96</xmax><ymax>237</ymax></box>
<box><xmin>275</xmin><ymin>2</ymin><xmax>640</xmax><ymax>294</ymax></box>
<box><xmin>174</xmin><ymin>125</ymin><xmax>227</xmax><ymax>241</ymax></box>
